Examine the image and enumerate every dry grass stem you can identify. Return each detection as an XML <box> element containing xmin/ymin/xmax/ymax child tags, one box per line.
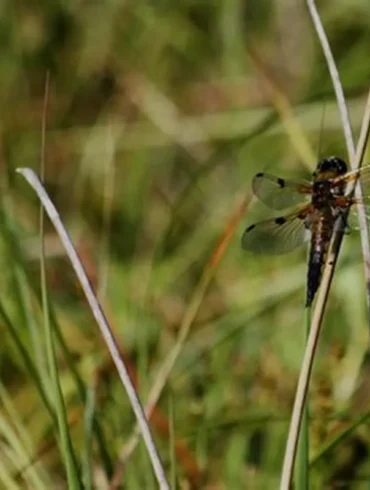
<box><xmin>306</xmin><ymin>0</ymin><xmax>370</xmax><ymax>321</ymax></box>
<box><xmin>16</xmin><ymin>168</ymin><xmax>170</xmax><ymax>490</ymax></box>
<box><xmin>306</xmin><ymin>0</ymin><xmax>355</xmax><ymax>159</ymax></box>
<box><xmin>280</xmin><ymin>90</ymin><xmax>370</xmax><ymax>489</ymax></box>
<box><xmin>280</xmin><ymin>2</ymin><xmax>370</xmax><ymax>487</ymax></box>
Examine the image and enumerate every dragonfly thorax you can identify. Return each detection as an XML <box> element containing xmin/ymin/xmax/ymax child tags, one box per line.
<box><xmin>311</xmin><ymin>180</ymin><xmax>337</xmax><ymax>209</ymax></box>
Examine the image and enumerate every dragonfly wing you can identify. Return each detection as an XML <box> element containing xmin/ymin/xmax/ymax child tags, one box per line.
<box><xmin>332</xmin><ymin>164</ymin><xmax>370</xmax><ymax>230</ymax></box>
<box><xmin>241</xmin><ymin>209</ymin><xmax>311</xmax><ymax>255</ymax></box>
<box><xmin>334</xmin><ymin>165</ymin><xmax>370</xmax><ymax>197</ymax></box>
<box><xmin>345</xmin><ymin>202</ymin><xmax>370</xmax><ymax>231</ymax></box>
<box><xmin>252</xmin><ymin>172</ymin><xmax>312</xmax><ymax>210</ymax></box>
<box><xmin>356</xmin><ymin>166</ymin><xmax>370</xmax><ymax>200</ymax></box>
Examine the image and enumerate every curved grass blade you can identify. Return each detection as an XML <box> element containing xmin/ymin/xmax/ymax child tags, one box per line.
<box><xmin>17</xmin><ymin>167</ymin><xmax>170</xmax><ymax>490</ymax></box>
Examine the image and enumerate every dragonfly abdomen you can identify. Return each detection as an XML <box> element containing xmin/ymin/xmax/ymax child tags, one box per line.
<box><xmin>306</xmin><ymin>212</ymin><xmax>333</xmax><ymax>307</ymax></box>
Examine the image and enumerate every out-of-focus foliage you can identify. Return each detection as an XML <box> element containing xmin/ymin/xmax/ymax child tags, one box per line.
<box><xmin>0</xmin><ymin>0</ymin><xmax>370</xmax><ymax>488</ymax></box>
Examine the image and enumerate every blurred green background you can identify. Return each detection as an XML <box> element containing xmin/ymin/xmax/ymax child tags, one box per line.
<box><xmin>1</xmin><ymin>0</ymin><xmax>370</xmax><ymax>488</ymax></box>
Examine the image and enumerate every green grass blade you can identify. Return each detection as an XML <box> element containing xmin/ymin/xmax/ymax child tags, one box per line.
<box><xmin>42</xmin><ymin>288</ymin><xmax>82</xmax><ymax>489</ymax></box>
<box><xmin>0</xmin><ymin>381</ymin><xmax>50</xmax><ymax>488</ymax></box>
<box><xmin>0</xmin><ymin>300</ymin><xmax>54</xmax><ymax>417</ymax></box>
<box><xmin>50</xmin><ymin>308</ymin><xmax>113</xmax><ymax>478</ymax></box>
<box><xmin>40</xmin><ymin>213</ymin><xmax>82</xmax><ymax>489</ymax></box>
<box><xmin>310</xmin><ymin>410</ymin><xmax>370</xmax><ymax>466</ymax></box>
<box><xmin>82</xmin><ymin>382</ymin><xmax>95</xmax><ymax>490</ymax></box>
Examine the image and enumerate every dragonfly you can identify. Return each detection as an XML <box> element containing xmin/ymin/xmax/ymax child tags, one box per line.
<box><xmin>241</xmin><ymin>156</ymin><xmax>370</xmax><ymax>306</ymax></box>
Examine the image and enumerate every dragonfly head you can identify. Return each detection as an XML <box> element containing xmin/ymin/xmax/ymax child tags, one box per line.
<box><xmin>313</xmin><ymin>156</ymin><xmax>347</xmax><ymax>179</ymax></box>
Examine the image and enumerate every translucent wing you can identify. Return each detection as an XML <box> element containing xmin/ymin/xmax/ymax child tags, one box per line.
<box><xmin>356</xmin><ymin>166</ymin><xmax>370</xmax><ymax>196</ymax></box>
<box><xmin>345</xmin><ymin>202</ymin><xmax>370</xmax><ymax>231</ymax></box>
<box><xmin>241</xmin><ymin>208</ymin><xmax>311</xmax><ymax>255</ymax></box>
<box><xmin>252</xmin><ymin>172</ymin><xmax>312</xmax><ymax>210</ymax></box>
<box><xmin>334</xmin><ymin>165</ymin><xmax>370</xmax><ymax>198</ymax></box>
<box><xmin>332</xmin><ymin>165</ymin><xmax>370</xmax><ymax>229</ymax></box>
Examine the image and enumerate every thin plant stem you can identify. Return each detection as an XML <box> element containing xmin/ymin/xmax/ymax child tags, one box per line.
<box><xmin>280</xmin><ymin>89</ymin><xmax>370</xmax><ymax>490</ymax></box>
<box><xmin>306</xmin><ymin>0</ymin><xmax>370</xmax><ymax>325</ymax></box>
<box><xmin>39</xmin><ymin>73</ymin><xmax>82</xmax><ymax>490</ymax></box>
<box><xmin>16</xmin><ymin>168</ymin><xmax>170</xmax><ymax>490</ymax></box>
<box><xmin>82</xmin><ymin>382</ymin><xmax>95</xmax><ymax>490</ymax></box>
<box><xmin>306</xmin><ymin>0</ymin><xmax>355</xmax><ymax>160</ymax></box>
<box><xmin>280</xmin><ymin>3</ymin><xmax>370</xmax><ymax>488</ymax></box>
<box><xmin>295</xmin><ymin>306</ymin><xmax>312</xmax><ymax>490</ymax></box>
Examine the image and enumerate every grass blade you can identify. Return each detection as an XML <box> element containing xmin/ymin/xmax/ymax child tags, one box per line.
<box><xmin>82</xmin><ymin>381</ymin><xmax>96</xmax><ymax>490</ymax></box>
<box><xmin>17</xmin><ymin>167</ymin><xmax>170</xmax><ymax>490</ymax></box>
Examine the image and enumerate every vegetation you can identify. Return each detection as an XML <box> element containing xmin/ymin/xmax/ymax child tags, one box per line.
<box><xmin>1</xmin><ymin>0</ymin><xmax>370</xmax><ymax>488</ymax></box>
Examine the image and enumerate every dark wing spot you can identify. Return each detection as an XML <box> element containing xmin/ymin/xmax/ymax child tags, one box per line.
<box><xmin>277</xmin><ymin>177</ymin><xmax>285</xmax><ymax>188</ymax></box>
<box><xmin>275</xmin><ymin>217</ymin><xmax>286</xmax><ymax>225</ymax></box>
<box><xmin>246</xmin><ymin>224</ymin><xmax>256</xmax><ymax>232</ymax></box>
<box><xmin>255</xmin><ymin>172</ymin><xmax>264</xmax><ymax>178</ymax></box>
